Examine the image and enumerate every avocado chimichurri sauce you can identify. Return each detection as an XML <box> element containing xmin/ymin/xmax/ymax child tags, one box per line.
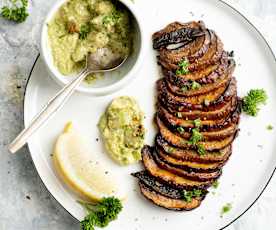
<box><xmin>48</xmin><ymin>0</ymin><xmax>132</xmax><ymax>81</ymax></box>
<box><xmin>98</xmin><ymin>96</ymin><xmax>145</xmax><ymax>165</ymax></box>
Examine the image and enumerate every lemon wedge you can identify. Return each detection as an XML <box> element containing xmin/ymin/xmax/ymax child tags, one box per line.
<box><xmin>53</xmin><ymin>122</ymin><xmax>125</xmax><ymax>201</ymax></box>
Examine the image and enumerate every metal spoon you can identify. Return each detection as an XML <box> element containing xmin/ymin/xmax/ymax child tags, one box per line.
<box><xmin>8</xmin><ymin>48</ymin><xmax>127</xmax><ymax>153</ymax></box>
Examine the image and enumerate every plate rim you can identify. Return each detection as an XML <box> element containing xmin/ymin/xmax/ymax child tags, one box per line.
<box><xmin>23</xmin><ymin>1</ymin><xmax>276</xmax><ymax>229</ymax></box>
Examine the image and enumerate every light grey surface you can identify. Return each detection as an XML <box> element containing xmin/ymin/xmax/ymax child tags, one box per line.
<box><xmin>0</xmin><ymin>0</ymin><xmax>275</xmax><ymax>229</ymax></box>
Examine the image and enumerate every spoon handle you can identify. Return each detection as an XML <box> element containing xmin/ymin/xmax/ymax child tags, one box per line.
<box><xmin>8</xmin><ymin>69</ymin><xmax>90</xmax><ymax>154</ymax></box>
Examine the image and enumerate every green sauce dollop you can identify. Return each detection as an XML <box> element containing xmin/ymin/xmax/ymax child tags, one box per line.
<box><xmin>98</xmin><ymin>96</ymin><xmax>145</xmax><ymax>165</ymax></box>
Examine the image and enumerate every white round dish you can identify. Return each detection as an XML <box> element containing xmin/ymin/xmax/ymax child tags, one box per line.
<box><xmin>26</xmin><ymin>0</ymin><xmax>276</xmax><ymax>229</ymax></box>
<box><xmin>41</xmin><ymin>0</ymin><xmax>145</xmax><ymax>96</ymax></box>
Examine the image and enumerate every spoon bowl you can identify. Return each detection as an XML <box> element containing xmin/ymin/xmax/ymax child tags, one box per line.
<box><xmin>85</xmin><ymin>48</ymin><xmax>128</xmax><ymax>73</ymax></box>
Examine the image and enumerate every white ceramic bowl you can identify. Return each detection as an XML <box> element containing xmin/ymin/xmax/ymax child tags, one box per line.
<box><xmin>41</xmin><ymin>0</ymin><xmax>145</xmax><ymax>96</ymax></box>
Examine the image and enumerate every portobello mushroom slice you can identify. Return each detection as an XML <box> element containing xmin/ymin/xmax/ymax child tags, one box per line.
<box><xmin>152</xmin><ymin>150</ymin><xmax>222</xmax><ymax>181</ymax></box>
<box><xmin>156</xmin><ymin>145</ymin><xmax>230</xmax><ymax>172</ymax></box>
<box><xmin>156</xmin><ymin>134</ymin><xmax>232</xmax><ymax>164</ymax></box>
<box><xmin>159</xmin><ymin>32</ymin><xmax>224</xmax><ymax>73</ymax></box>
<box><xmin>188</xmin><ymin>34</ymin><xmax>224</xmax><ymax>73</ymax></box>
<box><xmin>142</xmin><ymin>145</ymin><xmax>214</xmax><ymax>189</ymax></box>
<box><xmin>157</xmin><ymin>98</ymin><xmax>242</xmax><ymax>134</ymax></box>
<box><xmin>156</xmin><ymin>115</ymin><xmax>238</xmax><ymax>141</ymax></box>
<box><xmin>158</xmin><ymin>30</ymin><xmax>216</xmax><ymax>70</ymax></box>
<box><xmin>152</xmin><ymin>21</ymin><xmax>206</xmax><ymax>50</ymax></box>
<box><xmin>164</xmin><ymin>61</ymin><xmax>219</xmax><ymax>84</ymax></box>
<box><xmin>153</xmin><ymin>21</ymin><xmax>206</xmax><ymax>40</ymax></box>
<box><xmin>165</xmin><ymin>59</ymin><xmax>235</xmax><ymax>97</ymax></box>
<box><xmin>157</xmin><ymin>105</ymin><xmax>236</xmax><ymax>131</ymax></box>
<box><xmin>158</xmin><ymin>95</ymin><xmax>236</xmax><ymax>121</ymax></box>
<box><xmin>132</xmin><ymin>171</ymin><xmax>185</xmax><ymax>199</ymax></box>
<box><xmin>157</xmin><ymin>77</ymin><xmax>237</xmax><ymax>110</ymax></box>
<box><xmin>163</xmin><ymin>53</ymin><xmax>231</xmax><ymax>85</ymax></box>
<box><xmin>139</xmin><ymin>181</ymin><xmax>203</xmax><ymax>211</ymax></box>
<box><xmin>157</xmin><ymin>117</ymin><xmax>237</xmax><ymax>151</ymax></box>
<box><xmin>157</xmin><ymin>104</ymin><xmax>232</xmax><ymax>128</ymax></box>
<box><xmin>158</xmin><ymin>78</ymin><xmax>230</xmax><ymax>105</ymax></box>
<box><xmin>158</xmin><ymin>28</ymin><xmax>211</xmax><ymax>65</ymax></box>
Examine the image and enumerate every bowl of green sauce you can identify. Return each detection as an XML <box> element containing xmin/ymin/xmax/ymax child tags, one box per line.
<box><xmin>41</xmin><ymin>0</ymin><xmax>145</xmax><ymax>96</ymax></box>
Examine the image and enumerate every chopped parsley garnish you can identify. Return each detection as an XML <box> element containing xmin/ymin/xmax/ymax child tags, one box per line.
<box><xmin>79</xmin><ymin>24</ymin><xmax>91</xmax><ymax>40</ymax></box>
<box><xmin>188</xmin><ymin>119</ymin><xmax>203</xmax><ymax>145</ymax></box>
<box><xmin>212</xmin><ymin>180</ymin><xmax>219</xmax><ymax>189</ymax></box>
<box><xmin>197</xmin><ymin>144</ymin><xmax>206</xmax><ymax>156</ymax></box>
<box><xmin>177</xmin><ymin>126</ymin><xmax>185</xmax><ymax>133</ymax></box>
<box><xmin>267</xmin><ymin>124</ymin><xmax>273</xmax><ymax>130</ymax></box>
<box><xmin>166</xmin><ymin>147</ymin><xmax>175</xmax><ymax>153</ymax></box>
<box><xmin>242</xmin><ymin>89</ymin><xmax>267</xmax><ymax>116</ymax></box>
<box><xmin>191</xmin><ymin>81</ymin><xmax>201</xmax><ymax>90</ymax></box>
<box><xmin>194</xmin><ymin>118</ymin><xmax>201</xmax><ymax>128</ymax></box>
<box><xmin>1</xmin><ymin>0</ymin><xmax>29</xmax><ymax>23</ymax></box>
<box><xmin>188</xmin><ymin>119</ymin><xmax>206</xmax><ymax>155</ymax></box>
<box><xmin>188</xmin><ymin>128</ymin><xmax>203</xmax><ymax>145</ymax></box>
<box><xmin>182</xmin><ymin>189</ymin><xmax>202</xmax><ymax>202</ymax></box>
<box><xmin>80</xmin><ymin>197</ymin><xmax>123</xmax><ymax>230</ymax></box>
<box><xmin>166</xmin><ymin>146</ymin><xmax>175</xmax><ymax>153</ymax></box>
<box><xmin>221</xmin><ymin>203</ymin><xmax>232</xmax><ymax>216</ymax></box>
<box><xmin>181</xmin><ymin>86</ymin><xmax>188</xmax><ymax>92</ymax></box>
<box><xmin>102</xmin><ymin>11</ymin><xmax>121</xmax><ymax>25</ymax></box>
<box><xmin>180</xmin><ymin>80</ymin><xmax>201</xmax><ymax>92</ymax></box>
<box><xmin>176</xmin><ymin>58</ymin><xmax>190</xmax><ymax>75</ymax></box>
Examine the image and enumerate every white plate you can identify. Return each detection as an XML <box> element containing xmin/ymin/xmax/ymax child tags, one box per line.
<box><xmin>24</xmin><ymin>0</ymin><xmax>276</xmax><ymax>229</ymax></box>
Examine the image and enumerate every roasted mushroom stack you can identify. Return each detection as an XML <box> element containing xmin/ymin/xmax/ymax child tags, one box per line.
<box><xmin>132</xmin><ymin>21</ymin><xmax>241</xmax><ymax>211</ymax></box>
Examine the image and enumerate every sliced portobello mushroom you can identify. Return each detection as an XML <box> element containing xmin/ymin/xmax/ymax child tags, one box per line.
<box><xmin>157</xmin><ymin>78</ymin><xmax>230</xmax><ymax>105</ymax></box>
<box><xmin>164</xmin><ymin>58</ymin><xmax>235</xmax><ymax>97</ymax></box>
<box><xmin>156</xmin><ymin>115</ymin><xmax>239</xmax><ymax>141</ymax></box>
<box><xmin>142</xmin><ymin>145</ymin><xmax>214</xmax><ymax>189</ymax></box>
<box><xmin>156</xmin><ymin>134</ymin><xmax>232</xmax><ymax>164</ymax></box>
<box><xmin>157</xmin><ymin>117</ymin><xmax>238</xmax><ymax>151</ymax></box>
<box><xmin>157</xmin><ymin>95</ymin><xmax>236</xmax><ymax>121</ymax></box>
<box><xmin>152</xmin><ymin>21</ymin><xmax>206</xmax><ymax>50</ymax></box>
<box><xmin>152</xmin><ymin>150</ymin><xmax>222</xmax><ymax>181</ymax></box>
<box><xmin>157</xmin><ymin>97</ymin><xmax>241</xmax><ymax>130</ymax></box>
<box><xmin>155</xmin><ymin>144</ymin><xmax>231</xmax><ymax>172</ymax></box>
<box><xmin>157</xmin><ymin>77</ymin><xmax>237</xmax><ymax>110</ymax></box>
<box><xmin>158</xmin><ymin>32</ymin><xmax>224</xmax><ymax>73</ymax></box>
<box><xmin>139</xmin><ymin>181</ymin><xmax>203</xmax><ymax>211</ymax></box>
<box><xmin>158</xmin><ymin>29</ymin><xmax>215</xmax><ymax>70</ymax></box>
<box><xmin>158</xmin><ymin>28</ymin><xmax>211</xmax><ymax>65</ymax></box>
<box><xmin>132</xmin><ymin>171</ymin><xmax>185</xmax><ymax>199</ymax></box>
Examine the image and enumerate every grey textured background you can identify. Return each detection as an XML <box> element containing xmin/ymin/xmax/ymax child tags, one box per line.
<box><xmin>0</xmin><ymin>0</ymin><xmax>275</xmax><ymax>229</ymax></box>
